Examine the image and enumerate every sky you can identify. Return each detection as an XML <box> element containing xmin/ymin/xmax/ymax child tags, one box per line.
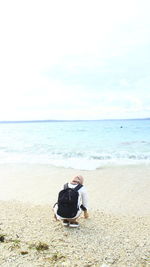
<box><xmin>0</xmin><ymin>0</ymin><xmax>150</xmax><ymax>121</ymax></box>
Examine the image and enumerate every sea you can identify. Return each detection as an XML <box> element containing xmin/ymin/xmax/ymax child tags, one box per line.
<box><xmin>0</xmin><ymin>119</ymin><xmax>150</xmax><ymax>170</ymax></box>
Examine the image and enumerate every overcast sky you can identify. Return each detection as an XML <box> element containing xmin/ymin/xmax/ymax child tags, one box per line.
<box><xmin>0</xmin><ymin>0</ymin><xmax>150</xmax><ymax>120</ymax></box>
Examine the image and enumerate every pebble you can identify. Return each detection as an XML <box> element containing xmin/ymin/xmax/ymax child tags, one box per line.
<box><xmin>0</xmin><ymin>201</ymin><xmax>150</xmax><ymax>267</ymax></box>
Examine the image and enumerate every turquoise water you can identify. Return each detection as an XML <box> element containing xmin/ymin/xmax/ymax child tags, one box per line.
<box><xmin>0</xmin><ymin>119</ymin><xmax>150</xmax><ymax>170</ymax></box>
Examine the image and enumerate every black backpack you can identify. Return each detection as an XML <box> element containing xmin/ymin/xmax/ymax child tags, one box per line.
<box><xmin>57</xmin><ymin>183</ymin><xmax>83</xmax><ymax>218</ymax></box>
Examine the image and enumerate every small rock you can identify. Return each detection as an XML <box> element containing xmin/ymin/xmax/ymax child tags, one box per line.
<box><xmin>0</xmin><ymin>235</ymin><xmax>5</xmax><ymax>242</ymax></box>
<box><xmin>20</xmin><ymin>251</ymin><xmax>28</xmax><ymax>255</ymax></box>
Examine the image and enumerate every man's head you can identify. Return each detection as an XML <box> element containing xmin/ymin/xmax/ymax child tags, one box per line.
<box><xmin>71</xmin><ymin>175</ymin><xmax>84</xmax><ymax>185</ymax></box>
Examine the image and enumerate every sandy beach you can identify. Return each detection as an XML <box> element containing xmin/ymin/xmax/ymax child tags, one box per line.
<box><xmin>0</xmin><ymin>163</ymin><xmax>150</xmax><ymax>266</ymax></box>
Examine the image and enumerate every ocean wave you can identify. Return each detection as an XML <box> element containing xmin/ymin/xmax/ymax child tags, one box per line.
<box><xmin>121</xmin><ymin>141</ymin><xmax>150</xmax><ymax>146</ymax></box>
<box><xmin>63</xmin><ymin>152</ymin><xmax>84</xmax><ymax>158</ymax></box>
<box><xmin>0</xmin><ymin>150</ymin><xmax>150</xmax><ymax>170</ymax></box>
<box><xmin>90</xmin><ymin>153</ymin><xmax>150</xmax><ymax>160</ymax></box>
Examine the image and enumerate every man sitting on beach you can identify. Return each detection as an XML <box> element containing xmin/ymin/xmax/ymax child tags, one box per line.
<box><xmin>53</xmin><ymin>175</ymin><xmax>89</xmax><ymax>228</ymax></box>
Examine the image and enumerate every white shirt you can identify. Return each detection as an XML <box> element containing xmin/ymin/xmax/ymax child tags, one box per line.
<box><xmin>67</xmin><ymin>183</ymin><xmax>88</xmax><ymax>210</ymax></box>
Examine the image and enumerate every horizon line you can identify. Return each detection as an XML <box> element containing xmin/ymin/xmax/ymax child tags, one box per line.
<box><xmin>0</xmin><ymin>118</ymin><xmax>149</xmax><ymax>124</ymax></box>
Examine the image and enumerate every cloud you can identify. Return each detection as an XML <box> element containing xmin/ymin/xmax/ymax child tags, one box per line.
<box><xmin>0</xmin><ymin>0</ymin><xmax>150</xmax><ymax>120</ymax></box>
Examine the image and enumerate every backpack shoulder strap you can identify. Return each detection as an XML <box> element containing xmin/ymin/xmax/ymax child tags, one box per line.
<box><xmin>74</xmin><ymin>184</ymin><xmax>83</xmax><ymax>191</ymax></box>
<box><xmin>64</xmin><ymin>183</ymin><xmax>68</xmax><ymax>189</ymax></box>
